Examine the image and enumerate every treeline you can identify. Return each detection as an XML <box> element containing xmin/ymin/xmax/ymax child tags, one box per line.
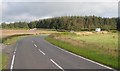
<box><xmin>1</xmin><ymin>16</ymin><xmax>118</xmax><ymax>31</ymax></box>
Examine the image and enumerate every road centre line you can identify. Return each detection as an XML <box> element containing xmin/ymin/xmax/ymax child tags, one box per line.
<box><xmin>38</xmin><ymin>49</ymin><xmax>46</xmax><ymax>55</ymax></box>
<box><xmin>50</xmin><ymin>59</ymin><xmax>65</xmax><ymax>71</ymax></box>
<box><xmin>10</xmin><ymin>55</ymin><xmax>15</xmax><ymax>71</ymax></box>
<box><xmin>34</xmin><ymin>44</ymin><xmax>37</xmax><ymax>47</ymax></box>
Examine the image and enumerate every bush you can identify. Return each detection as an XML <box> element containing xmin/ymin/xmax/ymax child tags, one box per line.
<box><xmin>110</xmin><ymin>30</ymin><xmax>118</xmax><ymax>33</ymax></box>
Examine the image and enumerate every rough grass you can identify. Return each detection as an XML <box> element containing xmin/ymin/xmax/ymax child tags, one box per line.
<box><xmin>0</xmin><ymin>53</ymin><xmax>8</xmax><ymax>70</ymax></box>
<box><xmin>55</xmin><ymin>32</ymin><xmax>118</xmax><ymax>56</ymax></box>
<box><xmin>1</xmin><ymin>34</ymin><xmax>31</xmax><ymax>45</ymax></box>
<box><xmin>0</xmin><ymin>53</ymin><xmax>2</xmax><ymax>71</ymax></box>
<box><xmin>1</xmin><ymin>29</ymin><xmax>58</xmax><ymax>38</ymax></box>
<box><xmin>2</xmin><ymin>54</ymin><xmax>8</xmax><ymax>69</ymax></box>
<box><xmin>74</xmin><ymin>33</ymin><xmax>118</xmax><ymax>49</ymax></box>
<box><xmin>45</xmin><ymin>32</ymin><xmax>118</xmax><ymax>69</ymax></box>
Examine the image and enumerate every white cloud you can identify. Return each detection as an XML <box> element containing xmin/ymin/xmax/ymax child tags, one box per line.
<box><xmin>8</xmin><ymin>14</ymin><xmax>40</xmax><ymax>22</ymax></box>
<box><xmin>4</xmin><ymin>13</ymin><xmax>52</xmax><ymax>22</ymax></box>
<box><xmin>2</xmin><ymin>2</ymin><xmax>118</xmax><ymax>22</ymax></box>
<box><xmin>39</xmin><ymin>16</ymin><xmax>53</xmax><ymax>19</ymax></box>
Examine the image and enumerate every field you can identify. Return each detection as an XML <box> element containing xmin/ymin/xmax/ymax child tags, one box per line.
<box><xmin>0</xmin><ymin>29</ymin><xmax>58</xmax><ymax>38</ymax></box>
<box><xmin>45</xmin><ymin>31</ymin><xmax>118</xmax><ymax>69</ymax></box>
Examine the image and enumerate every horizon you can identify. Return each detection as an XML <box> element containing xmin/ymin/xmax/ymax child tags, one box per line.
<box><xmin>1</xmin><ymin>15</ymin><xmax>118</xmax><ymax>24</ymax></box>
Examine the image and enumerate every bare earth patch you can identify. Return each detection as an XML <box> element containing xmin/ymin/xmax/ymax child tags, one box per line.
<box><xmin>75</xmin><ymin>31</ymin><xmax>93</xmax><ymax>36</ymax></box>
<box><xmin>75</xmin><ymin>31</ymin><xmax>108</xmax><ymax>36</ymax></box>
<box><xmin>0</xmin><ymin>29</ymin><xmax>57</xmax><ymax>38</ymax></box>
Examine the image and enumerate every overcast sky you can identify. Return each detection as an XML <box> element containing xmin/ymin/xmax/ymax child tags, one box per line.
<box><xmin>1</xmin><ymin>0</ymin><xmax>119</xmax><ymax>23</ymax></box>
<box><xmin>2</xmin><ymin>0</ymin><xmax>119</xmax><ymax>2</ymax></box>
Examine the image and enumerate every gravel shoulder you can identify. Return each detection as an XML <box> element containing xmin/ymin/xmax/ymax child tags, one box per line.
<box><xmin>0</xmin><ymin>43</ymin><xmax>7</xmax><ymax>53</ymax></box>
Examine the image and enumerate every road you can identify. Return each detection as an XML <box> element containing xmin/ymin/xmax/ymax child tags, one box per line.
<box><xmin>6</xmin><ymin>36</ymin><xmax>115</xmax><ymax>71</ymax></box>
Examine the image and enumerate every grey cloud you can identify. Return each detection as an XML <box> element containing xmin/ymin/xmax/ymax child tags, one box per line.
<box><xmin>2</xmin><ymin>2</ymin><xmax>118</xmax><ymax>22</ymax></box>
<box><xmin>3</xmin><ymin>0</ymin><xmax>119</xmax><ymax>2</ymax></box>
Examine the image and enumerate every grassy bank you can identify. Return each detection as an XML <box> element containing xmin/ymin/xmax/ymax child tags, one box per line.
<box><xmin>45</xmin><ymin>32</ymin><xmax>118</xmax><ymax>69</ymax></box>
<box><xmin>1</xmin><ymin>34</ymin><xmax>31</xmax><ymax>45</ymax></box>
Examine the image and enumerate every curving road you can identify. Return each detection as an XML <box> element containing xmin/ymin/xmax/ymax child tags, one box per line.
<box><xmin>6</xmin><ymin>35</ymin><xmax>115</xmax><ymax>71</ymax></box>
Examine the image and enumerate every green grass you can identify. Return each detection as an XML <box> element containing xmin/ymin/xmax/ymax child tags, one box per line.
<box><xmin>3</xmin><ymin>36</ymin><xmax>22</xmax><ymax>45</ymax></box>
<box><xmin>56</xmin><ymin>32</ymin><xmax>118</xmax><ymax>56</ymax></box>
<box><xmin>0</xmin><ymin>53</ymin><xmax>8</xmax><ymax>70</ymax></box>
<box><xmin>73</xmin><ymin>33</ymin><xmax>118</xmax><ymax>49</ymax></box>
<box><xmin>1</xmin><ymin>34</ymin><xmax>31</xmax><ymax>45</ymax></box>
<box><xmin>2</xmin><ymin>54</ymin><xmax>9</xmax><ymax>69</ymax></box>
<box><xmin>45</xmin><ymin>35</ymin><xmax>118</xmax><ymax>69</ymax></box>
<box><xmin>3</xmin><ymin>36</ymin><xmax>25</xmax><ymax>45</ymax></box>
<box><xmin>0</xmin><ymin>53</ymin><xmax>2</xmax><ymax>71</ymax></box>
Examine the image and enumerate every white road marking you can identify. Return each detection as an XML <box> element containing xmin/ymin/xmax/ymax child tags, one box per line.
<box><xmin>50</xmin><ymin>59</ymin><xmax>65</xmax><ymax>71</ymax></box>
<box><xmin>13</xmin><ymin>51</ymin><xmax>16</xmax><ymax>54</ymax></box>
<box><xmin>10</xmin><ymin>54</ymin><xmax>15</xmax><ymax>71</ymax></box>
<box><xmin>53</xmin><ymin>45</ymin><xmax>115</xmax><ymax>70</ymax></box>
<box><xmin>32</xmin><ymin>41</ymin><xmax>33</xmax><ymax>43</ymax></box>
<box><xmin>38</xmin><ymin>49</ymin><xmax>46</xmax><ymax>55</ymax></box>
<box><xmin>34</xmin><ymin>44</ymin><xmax>37</xmax><ymax>47</ymax></box>
<box><xmin>14</xmin><ymin>48</ymin><xmax>17</xmax><ymax>52</ymax></box>
<box><xmin>10</xmin><ymin>43</ymin><xmax>18</xmax><ymax>71</ymax></box>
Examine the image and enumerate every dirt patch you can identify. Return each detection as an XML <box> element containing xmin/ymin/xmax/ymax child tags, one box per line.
<box><xmin>75</xmin><ymin>31</ymin><xmax>109</xmax><ymax>36</ymax></box>
<box><xmin>97</xmin><ymin>31</ymin><xmax>108</xmax><ymax>34</ymax></box>
<box><xmin>0</xmin><ymin>29</ymin><xmax>57</xmax><ymax>38</ymax></box>
<box><xmin>75</xmin><ymin>32</ymin><xmax>93</xmax><ymax>36</ymax></box>
<box><xmin>54</xmin><ymin>36</ymin><xmax>86</xmax><ymax>47</ymax></box>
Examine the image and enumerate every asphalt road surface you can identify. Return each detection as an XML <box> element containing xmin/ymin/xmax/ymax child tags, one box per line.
<box><xmin>6</xmin><ymin>35</ymin><xmax>115</xmax><ymax>71</ymax></box>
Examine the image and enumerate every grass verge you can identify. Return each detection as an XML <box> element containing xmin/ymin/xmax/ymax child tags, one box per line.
<box><xmin>1</xmin><ymin>34</ymin><xmax>31</xmax><ymax>45</ymax></box>
<box><xmin>2</xmin><ymin>54</ymin><xmax>9</xmax><ymax>69</ymax></box>
<box><xmin>0</xmin><ymin>34</ymin><xmax>32</xmax><ymax>70</ymax></box>
<box><xmin>0</xmin><ymin>53</ymin><xmax>8</xmax><ymax>70</ymax></box>
<box><xmin>0</xmin><ymin>53</ymin><xmax>2</xmax><ymax>71</ymax></box>
<box><xmin>45</xmin><ymin>36</ymin><xmax>118</xmax><ymax>69</ymax></box>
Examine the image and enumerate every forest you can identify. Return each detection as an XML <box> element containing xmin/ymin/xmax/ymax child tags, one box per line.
<box><xmin>1</xmin><ymin>16</ymin><xmax>118</xmax><ymax>31</ymax></box>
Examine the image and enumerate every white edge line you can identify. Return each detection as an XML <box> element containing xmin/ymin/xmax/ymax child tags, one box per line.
<box><xmin>14</xmin><ymin>48</ymin><xmax>17</xmax><ymax>52</ymax></box>
<box><xmin>10</xmin><ymin>43</ymin><xmax>18</xmax><ymax>71</ymax></box>
<box><xmin>10</xmin><ymin>54</ymin><xmax>15</xmax><ymax>70</ymax></box>
<box><xmin>53</xmin><ymin>45</ymin><xmax>116</xmax><ymax>70</ymax></box>
<box><xmin>50</xmin><ymin>59</ymin><xmax>64</xmax><ymax>71</ymax></box>
<box><xmin>34</xmin><ymin>44</ymin><xmax>37</xmax><ymax>47</ymax></box>
<box><xmin>38</xmin><ymin>49</ymin><xmax>46</xmax><ymax>55</ymax></box>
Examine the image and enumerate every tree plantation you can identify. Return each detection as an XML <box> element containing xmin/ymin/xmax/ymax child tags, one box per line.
<box><xmin>1</xmin><ymin>16</ymin><xmax>118</xmax><ymax>31</ymax></box>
